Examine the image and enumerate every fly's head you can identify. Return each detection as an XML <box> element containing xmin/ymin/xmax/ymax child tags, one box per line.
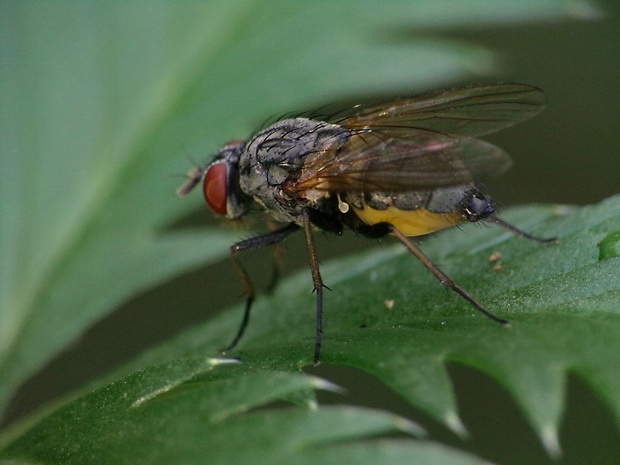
<box><xmin>177</xmin><ymin>140</ymin><xmax>250</xmax><ymax>220</ymax></box>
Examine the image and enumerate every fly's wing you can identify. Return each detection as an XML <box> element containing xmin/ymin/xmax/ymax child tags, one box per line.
<box><xmin>294</xmin><ymin>131</ymin><xmax>511</xmax><ymax>192</ymax></box>
<box><xmin>292</xmin><ymin>83</ymin><xmax>543</xmax><ymax>193</ymax></box>
<box><xmin>331</xmin><ymin>83</ymin><xmax>546</xmax><ymax>137</ymax></box>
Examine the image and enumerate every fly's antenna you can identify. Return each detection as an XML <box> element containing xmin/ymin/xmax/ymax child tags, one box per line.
<box><xmin>176</xmin><ymin>165</ymin><xmax>205</xmax><ymax>197</ymax></box>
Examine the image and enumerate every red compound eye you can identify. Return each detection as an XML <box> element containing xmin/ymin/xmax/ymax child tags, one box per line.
<box><xmin>203</xmin><ymin>163</ymin><xmax>228</xmax><ymax>216</ymax></box>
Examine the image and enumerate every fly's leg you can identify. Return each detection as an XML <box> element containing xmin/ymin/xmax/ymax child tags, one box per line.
<box><xmin>301</xmin><ymin>209</ymin><xmax>328</xmax><ymax>366</ymax></box>
<box><xmin>266</xmin><ymin>242</ymin><xmax>285</xmax><ymax>294</ymax></box>
<box><xmin>222</xmin><ymin>223</ymin><xmax>300</xmax><ymax>354</ymax></box>
<box><xmin>389</xmin><ymin>225</ymin><xmax>510</xmax><ymax>326</ymax></box>
<box><xmin>489</xmin><ymin>214</ymin><xmax>559</xmax><ymax>244</ymax></box>
<box><xmin>265</xmin><ymin>220</ymin><xmax>287</xmax><ymax>294</ymax></box>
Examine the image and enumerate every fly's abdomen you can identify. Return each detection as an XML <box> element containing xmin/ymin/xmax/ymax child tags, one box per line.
<box><xmin>344</xmin><ymin>185</ymin><xmax>482</xmax><ymax>237</ymax></box>
<box><xmin>353</xmin><ymin>204</ymin><xmax>463</xmax><ymax>237</ymax></box>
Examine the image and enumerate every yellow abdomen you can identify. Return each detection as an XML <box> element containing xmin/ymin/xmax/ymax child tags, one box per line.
<box><xmin>352</xmin><ymin>204</ymin><xmax>463</xmax><ymax>237</ymax></box>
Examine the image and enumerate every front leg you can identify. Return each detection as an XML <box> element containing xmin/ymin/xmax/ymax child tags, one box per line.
<box><xmin>222</xmin><ymin>223</ymin><xmax>300</xmax><ymax>354</ymax></box>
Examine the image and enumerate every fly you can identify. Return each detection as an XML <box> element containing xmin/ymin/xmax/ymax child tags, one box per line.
<box><xmin>178</xmin><ymin>83</ymin><xmax>557</xmax><ymax>365</ymax></box>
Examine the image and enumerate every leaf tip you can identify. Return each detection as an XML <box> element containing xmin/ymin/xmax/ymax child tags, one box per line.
<box><xmin>309</xmin><ymin>376</ymin><xmax>346</xmax><ymax>395</ymax></box>
<box><xmin>540</xmin><ymin>424</ymin><xmax>562</xmax><ymax>459</ymax></box>
<box><xmin>397</xmin><ymin>417</ymin><xmax>427</xmax><ymax>438</ymax></box>
<box><xmin>445</xmin><ymin>412</ymin><xmax>469</xmax><ymax>439</ymax></box>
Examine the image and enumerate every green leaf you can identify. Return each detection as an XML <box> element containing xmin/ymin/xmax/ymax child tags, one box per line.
<box><xmin>0</xmin><ymin>0</ymin><xmax>594</xmax><ymax>412</ymax></box>
<box><xmin>78</xmin><ymin>197</ymin><xmax>620</xmax><ymax>457</ymax></box>
<box><xmin>1</xmin><ymin>358</ymin><xmax>496</xmax><ymax>465</ymax></box>
<box><xmin>3</xmin><ymin>198</ymin><xmax>619</xmax><ymax>462</ymax></box>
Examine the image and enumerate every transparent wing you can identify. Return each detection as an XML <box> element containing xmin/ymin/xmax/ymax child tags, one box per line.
<box><xmin>290</xmin><ymin>83</ymin><xmax>542</xmax><ymax>193</ymax></box>
<box><xmin>293</xmin><ymin>130</ymin><xmax>511</xmax><ymax>192</ymax></box>
<box><xmin>330</xmin><ymin>83</ymin><xmax>545</xmax><ymax>137</ymax></box>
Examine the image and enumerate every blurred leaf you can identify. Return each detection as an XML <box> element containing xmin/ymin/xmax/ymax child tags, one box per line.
<box><xmin>0</xmin><ymin>0</ymin><xmax>598</xmax><ymax>422</ymax></box>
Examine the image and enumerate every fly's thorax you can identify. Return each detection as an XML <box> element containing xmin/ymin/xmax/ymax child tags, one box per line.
<box><xmin>237</xmin><ymin>117</ymin><xmax>350</xmax><ymax>222</ymax></box>
<box><xmin>342</xmin><ymin>184</ymin><xmax>492</xmax><ymax>237</ymax></box>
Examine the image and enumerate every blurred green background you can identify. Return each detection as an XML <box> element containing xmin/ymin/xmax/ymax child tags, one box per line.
<box><xmin>2</xmin><ymin>1</ymin><xmax>619</xmax><ymax>464</ymax></box>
